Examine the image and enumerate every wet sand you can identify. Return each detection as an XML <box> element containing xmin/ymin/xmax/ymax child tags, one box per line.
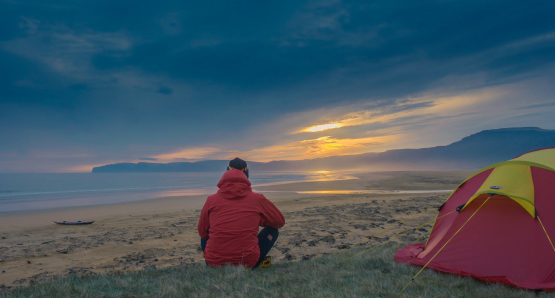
<box><xmin>0</xmin><ymin>171</ymin><xmax>470</xmax><ymax>289</ymax></box>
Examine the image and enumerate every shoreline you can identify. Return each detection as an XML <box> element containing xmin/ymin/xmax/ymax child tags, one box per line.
<box><xmin>0</xmin><ymin>191</ymin><xmax>312</xmax><ymax>229</ymax></box>
<box><xmin>0</xmin><ymin>189</ymin><xmax>454</xmax><ymax>229</ymax></box>
<box><xmin>0</xmin><ymin>170</ymin><xmax>467</xmax><ymax>219</ymax></box>
<box><xmin>0</xmin><ymin>171</ymin><xmax>471</xmax><ymax>289</ymax></box>
<box><xmin>0</xmin><ymin>170</ymin><xmax>359</xmax><ymax>215</ymax></box>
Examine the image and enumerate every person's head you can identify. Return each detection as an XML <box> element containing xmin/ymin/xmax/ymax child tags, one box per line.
<box><xmin>227</xmin><ymin>157</ymin><xmax>249</xmax><ymax>178</ymax></box>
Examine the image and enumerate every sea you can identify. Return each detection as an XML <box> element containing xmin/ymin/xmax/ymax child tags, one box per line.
<box><xmin>0</xmin><ymin>171</ymin><xmax>345</xmax><ymax>213</ymax></box>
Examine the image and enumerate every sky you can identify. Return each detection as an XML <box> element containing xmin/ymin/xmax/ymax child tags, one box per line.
<box><xmin>1</xmin><ymin>0</ymin><xmax>555</xmax><ymax>173</ymax></box>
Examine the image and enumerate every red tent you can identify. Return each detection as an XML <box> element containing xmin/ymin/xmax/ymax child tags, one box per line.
<box><xmin>395</xmin><ymin>148</ymin><xmax>555</xmax><ymax>290</ymax></box>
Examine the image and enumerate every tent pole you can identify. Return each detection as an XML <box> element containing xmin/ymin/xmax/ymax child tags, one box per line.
<box><xmin>396</xmin><ymin>195</ymin><xmax>492</xmax><ymax>297</ymax></box>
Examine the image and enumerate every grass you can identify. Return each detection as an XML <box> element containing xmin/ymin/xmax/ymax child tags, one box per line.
<box><xmin>1</xmin><ymin>243</ymin><xmax>551</xmax><ymax>298</ymax></box>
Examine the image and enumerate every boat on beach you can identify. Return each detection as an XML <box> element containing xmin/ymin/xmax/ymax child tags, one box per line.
<box><xmin>54</xmin><ymin>221</ymin><xmax>95</xmax><ymax>225</ymax></box>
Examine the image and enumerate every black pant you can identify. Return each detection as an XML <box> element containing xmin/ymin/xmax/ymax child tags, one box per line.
<box><xmin>201</xmin><ymin>226</ymin><xmax>279</xmax><ymax>268</ymax></box>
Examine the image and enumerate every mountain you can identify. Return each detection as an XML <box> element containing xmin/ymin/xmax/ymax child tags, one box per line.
<box><xmin>92</xmin><ymin>127</ymin><xmax>555</xmax><ymax>173</ymax></box>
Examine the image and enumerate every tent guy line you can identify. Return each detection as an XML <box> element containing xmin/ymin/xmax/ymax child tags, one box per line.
<box><xmin>396</xmin><ymin>195</ymin><xmax>492</xmax><ymax>297</ymax></box>
<box><xmin>538</xmin><ymin>216</ymin><xmax>555</xmax><ymax>253</ymax></box>
<box><xmin>396</xmin><ymin>148</ymin><xmax>555</xmax><ymax>291</ymax></box>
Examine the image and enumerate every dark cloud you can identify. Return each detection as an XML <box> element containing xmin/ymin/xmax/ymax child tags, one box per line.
<box><xmin>157</xmin><ymin>87</ymin><xmax>173</xmax><ymax>95</ymax></box>
<box><xmin>1</xmin><ymin>0</ymin><xmax>554</xmax><ymax>171</ymax></box>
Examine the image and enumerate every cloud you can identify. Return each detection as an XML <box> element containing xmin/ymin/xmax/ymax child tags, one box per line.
<box><xmin>1</xmin><ymin>0</ymin><xmax>555</xmax><ymax>172</ymax></box>
<box><xmin>157</xmin><ymin>87</ymin><xmax>173</xmax><ymax>95</ymax></box>
<box><xmin>301</xmin><ymin>123</ymin><xmax>343</xmax><ymax>133</ymax></box>
<box><xmin>151</xmin><ymin>147</ymin><xmax>227</xmax><ymax>161</ymax></box>
<box><xmin>2</xmin><ymin>18</ymin><xmax>131</xmax><ymax>77</ymax></box>
<box><xmin>293</xmin><ymin>89</ymin><xmax>498</xmax><ymax>136</ymax></box>
<box><xmin>241</xmin><ymin>135</ymin><xmax>397</xmax><ymax>162</ymax></box>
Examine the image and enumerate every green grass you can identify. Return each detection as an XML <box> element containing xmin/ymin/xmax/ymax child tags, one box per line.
<box><xmin>1</xmin><ymin>243</ymin><xmax>550</xmax><ymax>298</ymax></box>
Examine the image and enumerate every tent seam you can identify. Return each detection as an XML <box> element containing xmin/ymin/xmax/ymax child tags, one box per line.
<box><xmin>471</xmin><ymin>191</ymin><xmax>534</xmax><ymax>207</ymax></box>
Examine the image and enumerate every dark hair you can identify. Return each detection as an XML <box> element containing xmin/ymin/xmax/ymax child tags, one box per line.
<box><xmin>228</xmin><ymin>157</ymin><xmax>249</xmax><ymax>178</ymax></box>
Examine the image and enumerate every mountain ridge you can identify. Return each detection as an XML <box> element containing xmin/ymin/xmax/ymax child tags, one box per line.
<box><xmin>92</xmin><ymin>127</ymin><xmax>555</xmax><ymax>173</ymax></box>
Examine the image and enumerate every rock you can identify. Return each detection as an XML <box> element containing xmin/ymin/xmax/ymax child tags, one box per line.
<box><xmin>283</xmin><ymin>254</ymin><xmax>296</xmax><ymax>261</ymax></box>
<box><xmin>322</xmin><ymin>235</ymin><xmax>335</xmax><ymax>244</ymax></box>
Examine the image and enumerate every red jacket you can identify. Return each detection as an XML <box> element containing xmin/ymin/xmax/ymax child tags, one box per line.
<box><xmin>198</xmin><ymin>169</ymin><xmax>285</xmax><ymax>268</ymax></box>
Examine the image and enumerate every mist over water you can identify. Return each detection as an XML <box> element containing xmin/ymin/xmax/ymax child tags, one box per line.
<box><xmin>0</xmin><ymin>171</ymin><xmax>342</xmax><ymax>213</ymax></box>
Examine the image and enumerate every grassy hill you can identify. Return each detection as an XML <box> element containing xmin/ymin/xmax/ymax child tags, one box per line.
<box><xmin>1</xmin><ymin>243</ymin><xmax>546</xmax><ymax>298</ymax></box>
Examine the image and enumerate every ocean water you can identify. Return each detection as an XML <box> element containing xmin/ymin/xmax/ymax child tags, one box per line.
<box><xmin>0</xmin><ymin>171</ymin><xmax>340</xmax><ymax>213</ymax></box>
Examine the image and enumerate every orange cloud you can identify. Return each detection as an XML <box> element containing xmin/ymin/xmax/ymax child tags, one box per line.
<box><xmin>242</xmin><ymin>135</ymin><xmax>398</xmax><ymax>162</ymax></box>
<box><xmin>295</xmin><ymin>88</ymin><xmax>503</xmax><ymax>134</ymax></box>
<box><xmin>301</xmin><ymin>123</ymin><xmax>343</xmax><ymax>132</ymax></box>
<box><xmin>70</xmin><ymin>87</ymin><xmax>506</xmax><ymax>170</ymax></box>
<box><xmin>64</xmin><ymin>163</ymin><xmax>114</xmax><ymax>173</ymax></box>
<box><xmin>152</xmin><ymin>147</ymin><xmax>224</xmax><ymax>161</ymax></box>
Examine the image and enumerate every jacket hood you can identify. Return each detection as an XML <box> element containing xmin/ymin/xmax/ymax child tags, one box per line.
<box><xmin>216</xmin><ymin>169</ymin><xmax>252</xmax><ymax>199</ymax></box>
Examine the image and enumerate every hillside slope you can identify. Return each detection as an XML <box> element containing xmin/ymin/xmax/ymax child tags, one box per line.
<box><xmin>92</xmin><ymin>127</ymin><xmax>555</xmax><ymax>173</ymax></box>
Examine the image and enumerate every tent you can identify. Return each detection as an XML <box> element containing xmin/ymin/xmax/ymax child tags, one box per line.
<box><xmin>395</xmin><ymin>148</ymin><xmax>555</xmax><ymax>290</ymax></box>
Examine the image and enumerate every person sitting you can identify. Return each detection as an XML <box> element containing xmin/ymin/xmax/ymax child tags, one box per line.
<box><xmin>198</xmin><ymin>157</ymin><xmax>285</xmax><ymax>268</ymax></box>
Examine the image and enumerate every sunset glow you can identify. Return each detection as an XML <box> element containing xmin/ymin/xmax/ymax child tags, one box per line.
<box><xmin>0</xmin><ymin>0</ymin><xmax>554</xmax><ymax>173</ymax></box>
<box><xmin>152</xmin><ymin>147</ymin><xmax>224</xmax><ymax>161</ymax></box>
<box><xmin>303</xmin><ymin>123</ymin><xmax>343</xmax><ymax>132</ymax></box>
<box><xmin>241</xmin><ymin>134</ymin><xmax>399</xmax><ymax>162</ymax></box>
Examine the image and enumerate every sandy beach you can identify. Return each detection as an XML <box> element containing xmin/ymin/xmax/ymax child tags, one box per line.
<box><xmin>0</xmin><ymin>171</ymin><xmax>470</xmax><ymax>290</ymax></box>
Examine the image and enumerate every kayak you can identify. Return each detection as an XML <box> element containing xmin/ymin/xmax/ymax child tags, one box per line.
<box><xmin>54</xmin><ymin>221</ymin><xmax>95</xmax><ymax>225</ymax></box>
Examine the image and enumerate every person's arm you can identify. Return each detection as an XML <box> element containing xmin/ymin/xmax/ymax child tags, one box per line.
<box><xmin>259</xmin><ymin>217</ymin><xmax>269</xmax><ymax>227</ymax></box>
<box><xmin>198</xmin><ymin>199</ymin><xmax>211</xmax><ymax>239</ymax></box>
<box><xmin>258</xmin><ymin>195</ymin><xmax>285</xmax><ymax>229</ymax></box>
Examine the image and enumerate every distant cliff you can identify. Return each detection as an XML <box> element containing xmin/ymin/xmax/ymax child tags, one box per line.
<box><xmin>92</xmin><ymin>127</ymin><xmax>555</xmax><ymax>173</ymax></box>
